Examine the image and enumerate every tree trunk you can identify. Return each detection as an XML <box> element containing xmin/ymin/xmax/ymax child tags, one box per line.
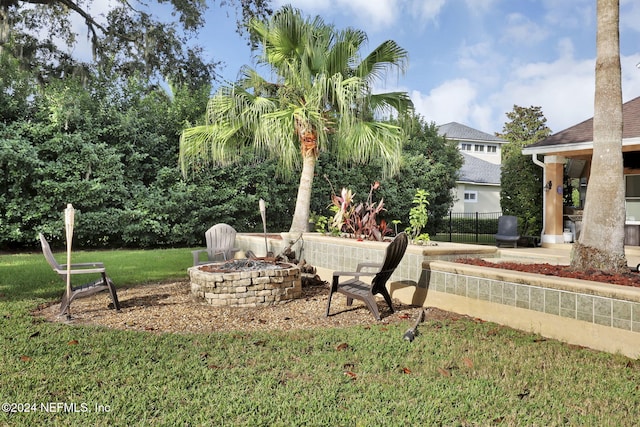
<box><xmin>0</xmin><ymin>4</ymin><xmax>9</xmax><ymax>55</ymax></box>
<box><xmin>571</xmin><ymin>0</ymin><xmax>626</xmax><ymax>272</ymax></box>
<box><xmin>289</xmin><ymin>152</ymin><xmax>316</xmax><ymax>233</ymax></box>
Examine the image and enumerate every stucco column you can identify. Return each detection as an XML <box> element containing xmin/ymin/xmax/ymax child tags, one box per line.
<box><xmin>542</xmin><ymin>155</ymin><xmax>566</xmax><ymax>244</ymax></box>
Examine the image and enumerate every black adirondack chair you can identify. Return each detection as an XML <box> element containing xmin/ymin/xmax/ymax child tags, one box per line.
<box><xmin>39</xmin><ymin>233</ymin><xmax>120</xmax><ymax>317</ymax></box>
<box><xmin>494</xmin><ymin>215</ymin><xmax>520</xmax><ymax>248</ymax></box>
<box><xmin>326</xmin><ymin>232</ymin><xmax>409</xmax><ymax>320</ymax></box>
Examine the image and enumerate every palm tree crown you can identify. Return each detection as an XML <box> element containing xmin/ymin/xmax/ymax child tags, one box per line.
<box><xmin>180</xmin><ymin>5</ymin><xmax>413</xmax><ymax>233</ymax></box>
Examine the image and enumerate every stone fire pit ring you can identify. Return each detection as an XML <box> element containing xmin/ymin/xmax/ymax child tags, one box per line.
<box><xmin>189</xmin><ymin>259</ymin><xmax>302</xmax><ymax>307</ymax></box>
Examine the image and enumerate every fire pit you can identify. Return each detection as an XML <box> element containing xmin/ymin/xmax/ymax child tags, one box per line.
<box><xmin>189</xmin><ymin>259</ymin><xmax>302</xmax><ymax>307</ymax></box>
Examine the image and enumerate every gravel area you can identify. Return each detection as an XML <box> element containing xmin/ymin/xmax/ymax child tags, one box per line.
<box><xmin>33</xmin><ymin>281</ymin><xmax>459</xmax><ymax>334</ymax></box>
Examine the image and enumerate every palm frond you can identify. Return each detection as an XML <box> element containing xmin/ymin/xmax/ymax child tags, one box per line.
<box><xmin>179</xmin><ymin>123</ymin><xmax>244</xmax><ymax>175</ymax></box>
<box><xmin>356</xmin><ymin>40</ymin><xmax>409</xmax><ymax>84</ymax></box>
<box><xmin>256</xmin><ymin>108</ymin><xmax>300</xmax><ymax>175</ymax></box>
<box><xmin>335</xmin><ymin>120</ymin><xmax>404</xmax><ymax>177</ymax></box>
<box><xmin>323</xmin><ymin>27</ymin><xmax>366</xmax><ymax>76</ymax></box>
<box><xmin>370</xmin><ymin>92</ymin><xmax>414</xmax><ymax>117</ymax></box>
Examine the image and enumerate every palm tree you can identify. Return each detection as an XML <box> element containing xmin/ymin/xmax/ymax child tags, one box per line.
<box><xmin>570</xmin><ymin>0</ymin><xmax>626</xmax><ymax>272</ymax></box>
<box><xmin>179</xmin><ymin>6</ymin><xmax>413</xmax><ymax>233</ymax></box>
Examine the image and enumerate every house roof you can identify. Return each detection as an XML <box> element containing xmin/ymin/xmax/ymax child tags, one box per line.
<box><xmin>458</xmin><ymin>152</ymin><xmax>501</xmax><ymax>185</ymax></box>
<box><xmin>437</xmin><ymin>122</ymin><xmax>506</xmax><ymax>143</ymax></box>
<box><xmin>524</xmin><ymin>95</ymin><xmax>640</xmax><ymax>153</ymax></box>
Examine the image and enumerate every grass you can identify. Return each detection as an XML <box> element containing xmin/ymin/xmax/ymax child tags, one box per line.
<box><xmin>1</xmin><ymin>248</ymin><xmax>640</xmax><ymax>426</ymax></box>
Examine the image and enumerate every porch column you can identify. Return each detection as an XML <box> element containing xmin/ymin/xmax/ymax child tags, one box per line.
<box><xmin>542</xmin><ymin>155</ymin><xmax>566</xmax><ymax>244</ymax></box>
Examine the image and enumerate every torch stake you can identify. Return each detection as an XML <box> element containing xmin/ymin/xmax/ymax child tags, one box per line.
<box><xmin>64</xmin><ymin>204</ymin><xmax>75</xmax><ymax>320</ymax></box>
<box><xmin>259</xmin><ymin>199</ymin><xmax>268</xmax><ymax>256</ymax></box>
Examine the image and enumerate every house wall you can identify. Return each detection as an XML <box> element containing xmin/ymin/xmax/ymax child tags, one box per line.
<box><xmin>457</xmin><ymin>141</ymin><xmax>503</xmax><ymax>165</ymax></box>
<box><xmin>452</xmin><ymin>183</ymin><xmax>502</xmax><ymax>214</ymax></box>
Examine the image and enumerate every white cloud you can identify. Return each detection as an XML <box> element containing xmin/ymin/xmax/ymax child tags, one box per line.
<box><xmin>416</xmin><ymin>47</ymin><xmax>640</xmax><ymax>136</ymax></box>
<box><xmin>274</xmin><ymin>0</ymin><xmax>400</xmax><ymax>26</ymax></box>
<box><xmin>502</xmin><ymin>13</ymin><xmax>549</xmax><ymax>47</ymax></box>
<box><xmin>272</xmin><ymin>0</ymin><xmax>331</xmax><ymax>13</ymax></box>
<box><xmin>464</xmin><ymin>0</ymin><xmax>499</xmax><ymax>15</ymax></box>
<box><xmin>494</xmin><ymin>63</ymin><xmax>595</xmax><ymax>133</ymax></box>
<box><xmin>455</xmin><ymin>41</ymin><xmax>505</xmax><ymax>88</ymax></box>
<box><xmin>412</xmin><ymin>38</ymin><xmax>595</xmax><ymax>133</ymax></box>
<box><xmin>411</xmin><ymin>0</ymin><xmax>447</xmax><ymax>23</ymax></box>
<box><xmin>411</xmin><ymin>79</ymin><xmax>477</xmax><ymax>125</ymax></box>
<box><xmin>621</xmin><ymin>0</ymin><xmax>640</xmax><ymax>34</ymax></box>
<box><xmin>492</xmin><ymin>53</ymin><xmax>640</xmax><ymax>134</ymax></box>
<box><xmin>622</xmin><ymin>54</ymin><xmax>640</xmax><ymax>101</ymax></box>
<box><xmin>542</xmin><ymin>0</ymin><xmax>594</xmax><ymax>30</ymax></box>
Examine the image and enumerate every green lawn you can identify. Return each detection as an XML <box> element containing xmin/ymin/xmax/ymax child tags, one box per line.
<box><xmin>1</xmin><ymin>249</ymin><xmax>639</xmax><ymax>426</ymax></box>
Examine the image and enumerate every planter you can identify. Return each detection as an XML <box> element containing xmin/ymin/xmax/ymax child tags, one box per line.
<box><xmin>412</xmin><ymin>260</ymin><xmax>640</xmax><ymax>359</ymax></box>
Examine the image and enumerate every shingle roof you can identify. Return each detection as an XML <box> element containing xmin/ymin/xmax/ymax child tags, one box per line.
<box><xmin>437</xmin><ymin>122</ymin><xmax>506</xmax><ymax>143</ymax></box>
<box><xmin>458</xmin><ymin>152</ymin><xmax>501</xmax><ymax>185</ymax></box>
<box><xmin>525</xmin><ymin>95</ymin><xmax>640</xmax><ymax>149</ymax></box>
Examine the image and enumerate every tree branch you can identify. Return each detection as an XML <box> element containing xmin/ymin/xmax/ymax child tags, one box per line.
<box><xmin>22</xmin><ymin>0</ymin><xmax>107</xmax><ymax>50</ymax></box>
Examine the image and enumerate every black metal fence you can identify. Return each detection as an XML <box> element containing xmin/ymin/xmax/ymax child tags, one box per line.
<box><xmin>432</xmin><ymin>212</ymin><xmax>502</xmax><ymax>244</ymax></box>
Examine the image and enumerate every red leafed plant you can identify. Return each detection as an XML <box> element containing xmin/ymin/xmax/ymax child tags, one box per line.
<box><xmin>330</xmin><ymin>181</ymin><xmax>392</xmax><ymax>241</ymax></box>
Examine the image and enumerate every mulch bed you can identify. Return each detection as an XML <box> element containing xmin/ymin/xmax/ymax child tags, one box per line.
<box><xmin>32</xmin><ymin>281</ymin><xmax>466</xmax><ymax>334</ymax></box>
<box><xmin>456</xmin><ymin>258</ymin><xmax>640</xmax><ymax>288</ymax></box>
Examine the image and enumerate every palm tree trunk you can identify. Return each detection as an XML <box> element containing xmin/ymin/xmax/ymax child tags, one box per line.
<box><xmin>571</xmin><ymin>0</ymin><xmax>626</xmax><ymax>272</ymax></box>
<box><xmin>289</xmin><ymin>152</ymin><xmax>316</xmax><ymax>233</ymax></box>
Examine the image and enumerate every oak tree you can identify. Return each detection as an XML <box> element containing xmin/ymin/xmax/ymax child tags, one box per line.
<box><xmin>0</xmin><ymin>0</ymin><xmax>272</xmax><ymax>86</ymax></box>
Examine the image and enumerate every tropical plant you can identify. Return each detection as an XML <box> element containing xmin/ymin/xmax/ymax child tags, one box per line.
<box><xmin>179</xmin><ymin>5</ymin><xmax>413</xmax><ymax>233</ymax></box>
<box><xmin>350</xmin><ymin>182</ymin><xmax>392</xmax><ymax>241</ymax></box>
<box><xmin>406</xmin><ymin>189</ymin><xmax>430</xmax><ymax>242</ymax></box>
<box><xmin>329</xmin><ymin>182</ymin><xmax>391</xmax><ymax>241</ymax></box>
<box><xmin>309</xmin><ymin>212</ymin><xmax>328</xmax><ymax>233</ymax></box>
<box><xmin>330</xmin><ymin>187</ymin><xmax>355</xmax><ymax>233</ymax></box>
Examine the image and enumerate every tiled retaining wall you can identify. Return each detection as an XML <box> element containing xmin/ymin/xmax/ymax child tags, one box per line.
<box><xmin>235</xmin><ymin>233</ymin><xmax>496</xmax><ymax>287</ymax></box>
<box><xmin>428</xmin><ymin>266</ymin><xmax>640</xmax><ymax>333</ymax></box>
<box><xmin>236</xmin><ymin>234</ymin><xmax>640</xmax><ymax>357</ymax></box>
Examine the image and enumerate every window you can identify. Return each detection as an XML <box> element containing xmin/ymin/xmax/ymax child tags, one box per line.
<box><xmin>626</xmin><ymin>175</ymin><xmax>640</xmax><ymax>197</ymax></box>
<box><xmin>464</xmin><ymin>191</ymin><xmax>478</xmax><ymax>203</ymax></box>
<box><xmin>625</xmin><ymin>175</ymin><xmax>640</xmax><ymax>220</ymax></box>
<box><xmin>474</xmin><ymin>144</ymin><xmax>484</xmax><ymax>152</ymax></box>
<box><xmin>487</xmin><ymin>145</ymin><xmax>497</xmax><ymax>153</ymax></box>
<box><xmin>460</xmin><ymin>143</ymin><xmax>472</xmax><ymax>151</ymax></box>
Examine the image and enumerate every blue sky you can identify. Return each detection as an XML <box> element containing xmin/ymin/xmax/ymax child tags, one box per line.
<box><xmin>199</xmin><ymin>0</ymin><xmax>640</xmax><ymax>135</ymax></box>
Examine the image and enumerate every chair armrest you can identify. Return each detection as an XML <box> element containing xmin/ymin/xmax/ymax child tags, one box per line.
<box><xmin>61</xmin><ymin>262</ymin><xmax>105</xmax><ymax>268</ymax></box>
<box><xmin>332</xmin><ymin>270</ymin><xmax>376</xmax><ymax>280</ymax></box>
<box><xmin>55</xmin><ymin>266</ymin><xmax>105</xmax><ymax>275</ymax></box>
<box><xmin>356</xmin><ymin>262</ymin><xmax>382</xmax><ymax>272</ymax></box>
<box><xmin>192</xmin><ymin>249</ymin><xmax>207</xmax><ymax>265</ymax></box>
